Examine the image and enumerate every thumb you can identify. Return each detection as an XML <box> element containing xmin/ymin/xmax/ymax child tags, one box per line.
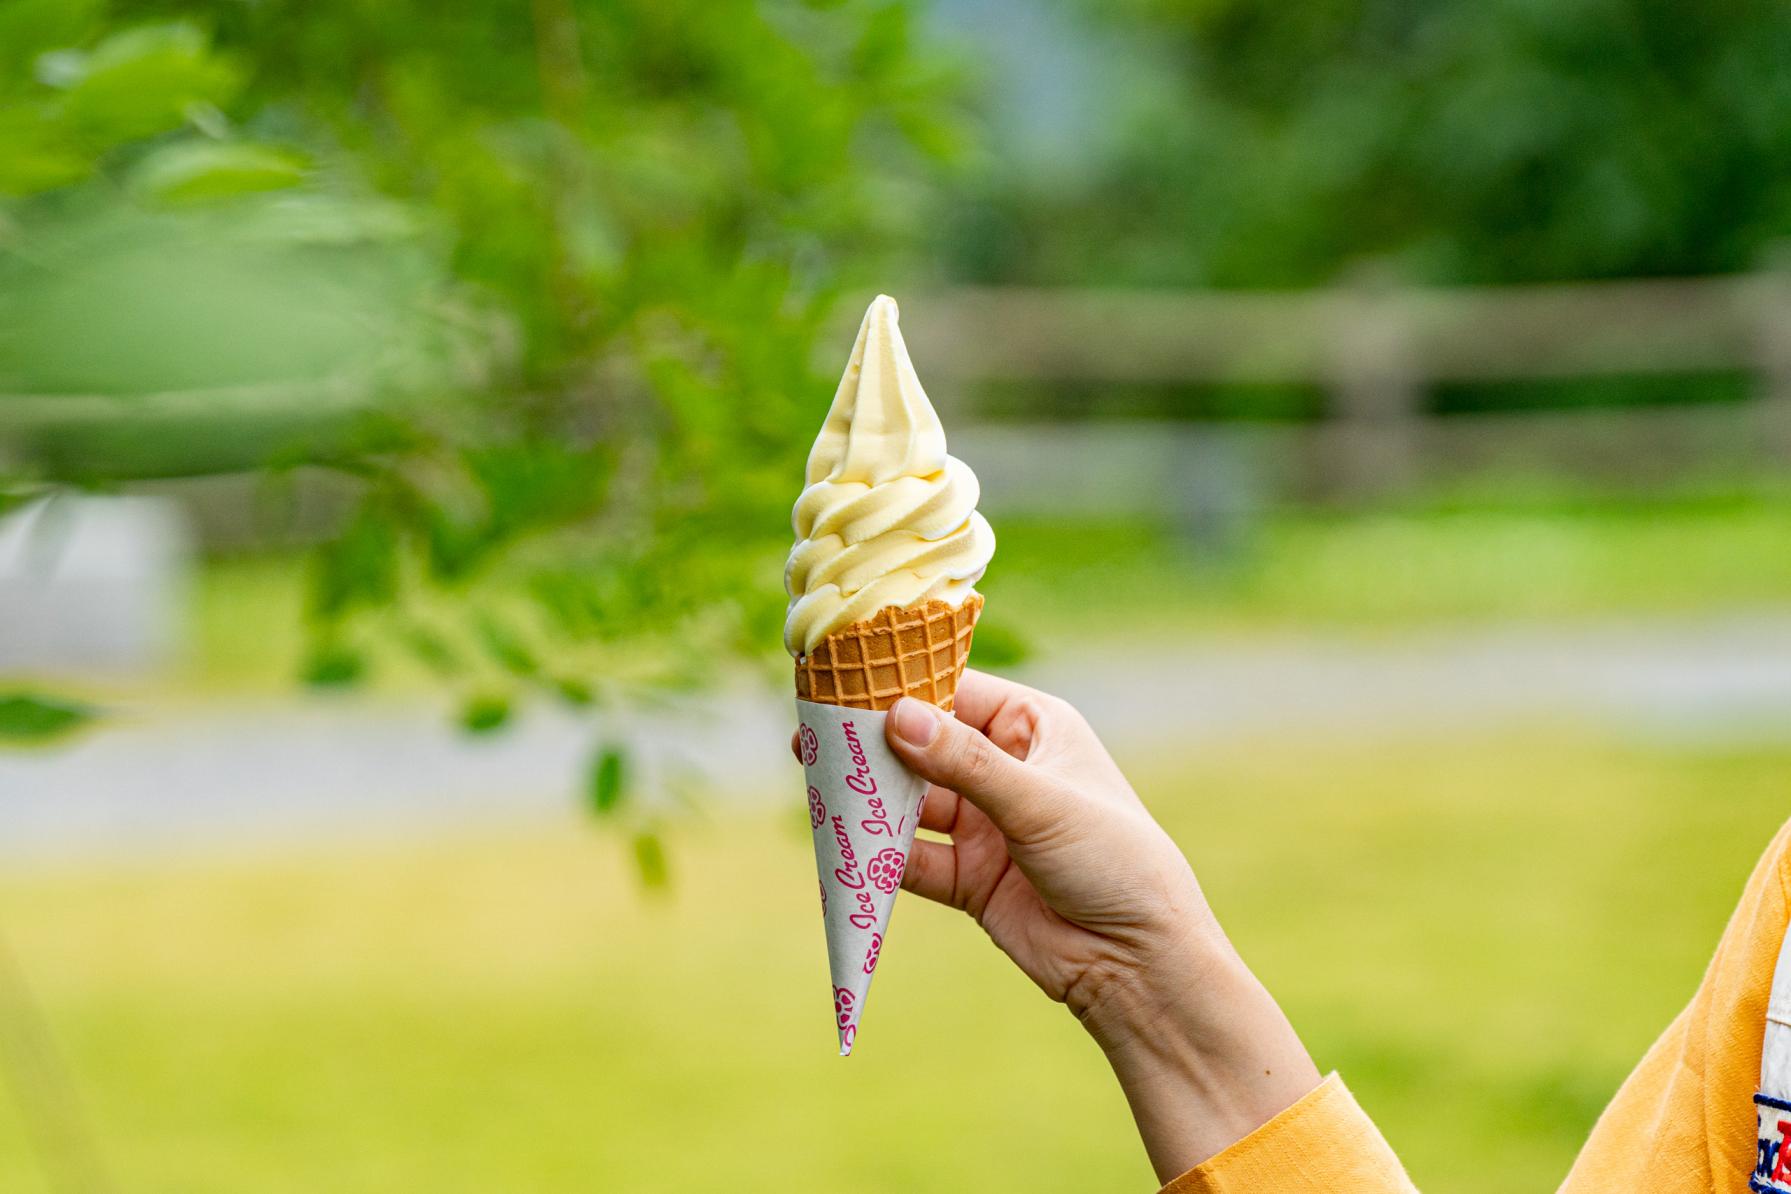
<box><xmin>886</xmin><ymin>697</ymin><xmax>1064</xmax><ymax>842</ymax></box>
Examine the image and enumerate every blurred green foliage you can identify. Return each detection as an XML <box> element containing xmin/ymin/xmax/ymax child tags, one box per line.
<box><xmin>959</xmin><ymin>0</ymin><xmax>1791</xmax><ymax>289</ymax></box>
<box><xmin>0</xmin><ymin>2</ymin><xmax>335</xmax><ymax>228</ymax></box>
<box><xmin>0</xmin><ymin>1</ymin><xmax>966</xmax><ymax>750</ymax></box>
<box><xmin>96</xmin><ymin>1</ymin><xmax>957</xmax><ymax>720</ymax></box>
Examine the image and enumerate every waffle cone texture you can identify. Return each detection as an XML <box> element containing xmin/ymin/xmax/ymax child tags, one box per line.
<box><xmin>794</xmin><ymin>595</ymin><xmax>983</xmax><ymax>712</ymax></box>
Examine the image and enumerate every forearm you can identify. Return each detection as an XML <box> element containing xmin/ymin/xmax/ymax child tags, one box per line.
<box><xmin>1088</xmin><ymin>944</ymin><xmax>1322</xmax><ymax>1183</ymax></box>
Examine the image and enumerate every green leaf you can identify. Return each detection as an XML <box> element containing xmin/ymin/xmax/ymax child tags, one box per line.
<box><xmin>553</xmin><ymin>677</ymin><xmax>594</xmax><ymax>707</ymax></box>
<box><xmin>474</xmin><ymin>612</ymin><xmax>539</xmax><ymax>677</ymax></box>
<box><xmin>424</xmin><ymin>511</ymin><xmax>490</xmax><ymax>581</ymax></box>
<box><xmin>587</xmin><ymin>745</ymin><xmax>627</xmax><ymax>816</ymax></box>
<box><xmin>59</xmin><ymin>22</ymin><xmax>241</xmax><ymax>147</ymax></box>
<box><xmin>0</xmin><ymin>692</ymin><xmax>96</xmax><ymax>745</ymax></box>
<box><xmin>401</xmin><ymin>624</ymin><xmax>460</xmax><ymax>676</ymax></box>
<box><xmin>632</xmin><ymin>829</ymin><xmax>669</xmax><ymax>889</ymax></box>
<box><xmin>133</xmin><ymin>141</ymin><xmax>306</xmax><ymax>205</ymax></box>
<box><xmin>459</xmin><ymin>692</ymin><xmax>511</xmax><ymax>734</ymax></box>
<box><xmin>302</xmin><ymin>642</ymin><xmax>366</xmax><ymax>688</ymax></box>
<box><xmin>311</xmin><ymin>512</ymin><xmax>397</xmax><ymax>618</ymax></box>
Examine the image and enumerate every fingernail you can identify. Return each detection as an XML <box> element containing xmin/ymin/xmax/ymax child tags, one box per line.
<box><xmin>891</xmin><ymin>698</ymin><xmax>942</xmax><ymax>746</ymax></box>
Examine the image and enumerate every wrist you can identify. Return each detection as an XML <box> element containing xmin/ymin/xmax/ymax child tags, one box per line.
<box><xmin>1082</xmin><ymin>936</ymin><xmax>1321</xmax><ymax>1182</ymax></box>
<box><xmin>1072</xmin><ymin>917</ymin><xmax>1229</xmax><ymax>1056</ymax></box>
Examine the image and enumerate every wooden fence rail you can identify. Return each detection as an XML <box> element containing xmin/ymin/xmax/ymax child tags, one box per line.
<box><xmin>906</xmin><ymin>276</ymin><xmax>1783</xmax><ymax>384</ymax></box>
<box><xmin>900</xmin><ymin>273</ymin><xmax>1791</xmax><ymax>501</ymax></box>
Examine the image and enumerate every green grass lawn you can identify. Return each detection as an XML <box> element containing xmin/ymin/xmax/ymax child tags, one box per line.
<box><xmin>986</xmin><ymin>487</ymin><xmax>1791</xmax><ymax>647</ymax></box>
<box><xmin>3</xmin><ymin>725</ymin><xmax>1787</xmax><ymax>1192</ymax></box>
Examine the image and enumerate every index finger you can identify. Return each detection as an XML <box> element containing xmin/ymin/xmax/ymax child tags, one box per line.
<box><xmin>948</xmin><ymin>668</ymin><xmax>1037</xmax><ymax>735</ymax></box>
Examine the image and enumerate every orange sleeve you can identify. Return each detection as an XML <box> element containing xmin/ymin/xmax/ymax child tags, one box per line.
<box><xmin>1158</xmin><ymin>1074</ymin><xmax>1417</xmax><ymax>1194</ymax></box>
<box><xmin>1157</xmin><ymin>819</ymin><xmax>1791</xmax><ymax>1194</ymax></box>
<box><xmin>1557</xmin><ymin>817</ymin><xmax>1791</xmax><ymax>1191</ymax></box>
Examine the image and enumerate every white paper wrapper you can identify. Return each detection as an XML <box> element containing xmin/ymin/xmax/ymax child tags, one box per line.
<box><xmin>795</xmin><ymin>699</ymin><xmax>928</xmax><ymax>1056</ymax></box>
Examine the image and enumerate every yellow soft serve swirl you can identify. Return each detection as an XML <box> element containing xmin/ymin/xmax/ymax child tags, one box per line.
<box><xmin>784</xmin><ymin>295</ymin><xmax>994</xmax><ymax>656</ymax></box>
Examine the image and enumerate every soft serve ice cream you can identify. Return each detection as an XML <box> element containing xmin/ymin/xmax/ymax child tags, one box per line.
<box><xmin>788</xmin><ymin>293</ymin><xmax>995</xmax><ymax>1054</ymax></box>
<box><xmin>784</xmin><ymin>294</ymin><xmax>994</xmax><ymax>657</ymax></box>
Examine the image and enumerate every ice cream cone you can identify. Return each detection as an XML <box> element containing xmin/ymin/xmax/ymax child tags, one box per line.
<box><xmin>785</xmin><ymin>295</ymin><xmax>993</xmax><ymax>1056</ymax></box>
<box><xmin>795</xmin><ymin>595</ymin><xmax>982</xmax><ymax>713</ymax></box>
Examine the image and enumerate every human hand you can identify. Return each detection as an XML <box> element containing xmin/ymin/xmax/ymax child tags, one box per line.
<box><xmin>879</xmin><ymin>671</ymin><xmax>1320</xmax><ymax>1180</ymax></box>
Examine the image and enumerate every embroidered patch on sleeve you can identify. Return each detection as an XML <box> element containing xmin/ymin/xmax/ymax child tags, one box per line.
<box><xmin>1753</xmin><ymin>1093</ymin><xmax>1791</xmax><ymax>1193</ymax></box>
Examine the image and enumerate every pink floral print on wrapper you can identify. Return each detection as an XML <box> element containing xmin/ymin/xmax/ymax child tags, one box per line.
<box><xmin>833</xmin><ymin>985</ymin><xmax>856</xmax><ymax>1030</ymax></box>
<box><xmin>808</xmin><ymin>785</ymin><xmax>826</xmax><ymax>828</ymax></box>
<box><xmin>798</xmin><ymin>723</ymin><xmax>820</xmax><ymax>766</ymax></box>
<box><xmin>866</xmin><ymin>847</ymin><xmax>906</xmax><ymax>894</ymax></box>
<box><xmin>862</xmin><ymin>932</ymin><xmax>882</xmax><ymax>975</ymax></box>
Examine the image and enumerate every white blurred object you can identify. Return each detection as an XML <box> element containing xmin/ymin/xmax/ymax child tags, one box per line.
<box><xmin>0</xmin><ymin>495</ymin><xmax>191</xmax><ymax>674</ymax></box>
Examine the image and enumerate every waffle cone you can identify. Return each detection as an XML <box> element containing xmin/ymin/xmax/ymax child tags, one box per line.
<box><xmin>794</xmin><ymin>595</ymin><xmax>983</xmax><ymax>712</ymax></box>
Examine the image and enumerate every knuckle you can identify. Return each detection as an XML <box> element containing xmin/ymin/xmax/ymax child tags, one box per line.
<box><xmin>1010</xmin><ymin>695</ymin><xmax>1049</xmax><ymax>726</ymax></box>
<box><xmin>950</xmin><ymin>733</ymin><xmax>1002</xmax><ymax>791</ymax></box>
